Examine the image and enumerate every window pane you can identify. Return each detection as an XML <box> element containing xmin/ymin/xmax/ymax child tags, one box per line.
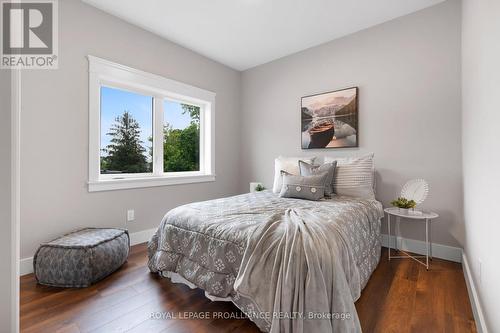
<box><xmin>100</xmin><ymin>86</ymin><xmax>153</xmax><ymax>174</ymax></box>
<box><xmin>163</xmin><ymin>100</ymin><xmax>200</xmax><ymax>172</ymax></box>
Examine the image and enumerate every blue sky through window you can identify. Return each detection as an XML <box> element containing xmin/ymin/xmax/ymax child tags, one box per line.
<box><xmin>100</xmin><ymin>86</ymin><xmax>152</xmax><ymax>159</ymax></box>
<box><xmin>100</xmin><ymin>87</ymin><xmax>193</xmax><ymax>159</ymax></box>
<box><xmin>164</xmin><ymin>99</ymin><xmax>193</xmax><ymax>129</ymax></box>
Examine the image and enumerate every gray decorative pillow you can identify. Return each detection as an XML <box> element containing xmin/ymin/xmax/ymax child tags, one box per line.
<box><xmin>279</xmin><ymin>171</ymin><xmax>329</xmax><ymax>201</ymax></box>
<box><xmin>299</xmin><ymin>160</ymin><xmax>337</xmax><ymax>197</ymax></box>
<box><xmin>324</xmin><ymin>153</ymin><xmax>375</xmax><ymax>199</ymax></box>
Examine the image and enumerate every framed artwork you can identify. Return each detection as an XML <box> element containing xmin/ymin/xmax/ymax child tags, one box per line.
<box><xmin>301</xmin><ymin>87</ymin><xmax>358</xmax><ymax>149</ymax></box>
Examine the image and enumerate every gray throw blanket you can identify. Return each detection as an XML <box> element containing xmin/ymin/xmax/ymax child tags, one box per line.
<box><xmin>234</xmin><ymin>208</ymin><xmax>361</xmax><ymax>332</ymax></box>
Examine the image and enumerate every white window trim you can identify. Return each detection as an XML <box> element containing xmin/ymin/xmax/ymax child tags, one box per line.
<box><xmin>88</xmin><ymin>55</ymin><xmax>216</xmax><ymax>192</ymax></box>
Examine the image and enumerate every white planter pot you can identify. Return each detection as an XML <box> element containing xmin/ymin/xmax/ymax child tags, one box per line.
<box><xmin>398</xmin><ymin>208</ymin><xmax>410</xmax><ymax>214</ymax></box>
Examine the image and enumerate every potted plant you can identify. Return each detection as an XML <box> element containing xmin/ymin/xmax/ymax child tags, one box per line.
<box><xmin>390</xmin><ymin>197</ymin><xmax>416</xmax><ymax>214</ymax></box>
<box><xmin>255</xmin><ymin>184</ymin><xmax>265</xmax><ymax>192</ymax></box>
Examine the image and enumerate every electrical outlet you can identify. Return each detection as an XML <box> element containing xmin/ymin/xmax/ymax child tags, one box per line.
<box><xmin>127</xmin><ymin>209</ymin><xmax>135</xmax><ymax>222</ymax></box>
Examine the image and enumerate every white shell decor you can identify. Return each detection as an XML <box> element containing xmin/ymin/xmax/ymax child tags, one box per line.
<box><xmin>311</xmin><ymin>187</ymin><xmax>317</xmax><ymax>193</ymax></box>
<box><xmin>296</xmin><ymin>186</ymin><xmax>302</xmax><ymax>192</ymax></box>
<box><xmin>401</xmin><ymin>179</ymin><xmax>429</xmax><ymax>205</ymax></box>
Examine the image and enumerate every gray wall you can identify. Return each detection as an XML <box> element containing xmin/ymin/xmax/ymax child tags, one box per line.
<box><xmin>240</xmin><ymin>0</ymin><xmax>463</xmax><ymax>247</ymax></box>
<box><xmin>0</xmin><ymin>68</ymin><xmax>13</xmax><ymax>332</ymax></box>
<box><xmin>462</xmin><ymin>0</ymin><xmax>500</xmax><ymax>331</ymax></box>
<box><xmin>20</xmin><ymin>0</ymin><xmax>464</xmax><ymax>258</ymax></box>
<box><xmin>20</xmin><ymin>0</ymin><xmax>241</xmax><ymax>258</ymax></box>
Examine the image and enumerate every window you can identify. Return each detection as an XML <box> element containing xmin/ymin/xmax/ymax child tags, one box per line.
<box><xmin>88</xmin><ymin>56</ymin><xmax>215</xmax><ymax>192</ymax></box>
<box><xmin>163</xmin><ymin>99</ymin><xmax>200</xmax><ymax>173</ymax></box>
<box><xmin>100</xmin><ymin>86</ymin><xmax>153</xmax><ymax>175</ymax></box>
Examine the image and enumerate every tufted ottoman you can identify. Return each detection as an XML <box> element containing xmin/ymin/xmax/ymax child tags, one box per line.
<box><xmin>33</xmin><ymin>228</ymin><xmax>129</xmax><ymax>288</ymax></box>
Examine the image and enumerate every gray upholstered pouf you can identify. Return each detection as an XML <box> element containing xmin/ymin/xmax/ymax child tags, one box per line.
<box><xmin>33</xmin><ymin>228</ymin><xmax>129</xmax><ymax>288</ymax></box>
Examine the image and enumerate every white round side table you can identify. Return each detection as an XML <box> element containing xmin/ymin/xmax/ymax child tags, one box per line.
<box><xmin>384</xmin><ymin>207</ymin><xmax>439</xmax><ymax>270</ymax></box>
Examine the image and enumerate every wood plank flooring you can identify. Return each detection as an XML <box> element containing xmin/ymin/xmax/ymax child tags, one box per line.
<box><xmin>20</xmin><ymin>244</ymin><xmax>476</xmax><ymax>333</ymax></box>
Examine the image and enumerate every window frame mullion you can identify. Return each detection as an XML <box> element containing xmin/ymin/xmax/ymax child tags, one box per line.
<box><xmin>153</xmin><ymin>97</ymin><xmax>164</xmax><ymax>176</ymax></box>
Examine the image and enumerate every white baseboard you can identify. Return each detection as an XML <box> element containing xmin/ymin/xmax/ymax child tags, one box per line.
<box><xmin>381</xmin><ymin>233</ymin><xmax>462</xmax><ymax>263</ymax></box>
<box><xmin>129</xmin><ymin>228</ymin><xmax>157</xmax><ymax>246</ymax></box>
<box><xmin>462</xmin><ymin>252</ymin><xmax>488</xmax><ymax>333</ymax></box>
<box><xmin>20</xmin><ymin>231</ymin><xmax>462</xmax><ymax>275</ymax></box>
<box><xmin>19</xmin><ymin>257</ymin><xmax>33</xmax><ymax>277</ymax></box>
<box><xmin>19</xmin><ymin>228</ymin><xmax>157</xmax><ymax>276</ymax></box>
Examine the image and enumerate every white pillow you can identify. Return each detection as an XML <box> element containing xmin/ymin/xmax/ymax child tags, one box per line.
<box><xmin>272</xmin><ymin>156</ymin><xmax>316</xmax><ymax>193</ymax></box>
<box><xmin>324</xmin><ymin>153</ymin><xmax>375</xmax><ymax>199</ymax></box>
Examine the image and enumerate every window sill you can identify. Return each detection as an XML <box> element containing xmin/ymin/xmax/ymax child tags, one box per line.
<box><xmin>88</xmin><ymin>173</ymin><xmax>216</xmax><ymax>192</ymax></box>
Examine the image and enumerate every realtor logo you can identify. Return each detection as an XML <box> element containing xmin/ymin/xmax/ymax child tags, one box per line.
<box><xmin>1</xmin><ymin>0</ymin><xmax>58</xmax><ymax>69</ymax></box>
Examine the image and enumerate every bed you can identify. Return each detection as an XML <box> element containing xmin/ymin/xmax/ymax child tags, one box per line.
<box><xmin>148</xmin><ymin>190</ymin><xmax>383</xmax><ymax>332</ymax></box>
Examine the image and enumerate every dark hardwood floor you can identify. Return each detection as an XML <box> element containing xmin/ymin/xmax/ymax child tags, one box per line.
<box><xmin>20</xmin><ymin>244</ymin><xmax>476</xmax><ymax>333</ymax></box>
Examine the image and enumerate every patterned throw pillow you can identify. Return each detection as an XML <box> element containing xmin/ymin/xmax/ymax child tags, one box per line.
<box><xmin>279</xmin><ymin>171</ymin><xmax>329</xmax><ymax>201</ymax></box>
<box><xmin>324</xmin><ymin>153</ymin><xmax>375</xmax><ymax>199</ymax></box>
<box><xmin>298</xmin><ymin>160</ymin><xmax>337</xmax><ymax>197</ymax></box>
<box><xmin>272</xmin><ymin>156</ymin><xmax>316</xmax><ymax>193</ymax></box>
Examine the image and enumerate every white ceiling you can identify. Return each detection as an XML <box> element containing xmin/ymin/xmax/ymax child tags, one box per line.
<box><xmin>83</xmin><ymin>0</ymin><xmax>444</xmax><ymax>71</ymax></box>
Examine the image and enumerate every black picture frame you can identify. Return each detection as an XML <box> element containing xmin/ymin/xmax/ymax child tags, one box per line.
<box><xmin>301</xmin><ymin>86</ymin><xmax>359</xmax><ymax>149</ymax></box>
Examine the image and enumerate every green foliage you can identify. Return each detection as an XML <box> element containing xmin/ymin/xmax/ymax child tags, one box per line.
<box><xmin>163</xmin><ymin>104</ymin><xmax>200</xmax><ymax>172</ymax></box>
<box><xmin>163</xmin><ymin>123</ymin><xmax>199</xmax><ymax>172</ymax></box>
<box><xmin>102</xmin><ymin>104</ymin><xmax>201</xmax><ymax>174</ymax></box>
<box><xmin>181</xmin><ymin>104</ymin><xmax>200</xmax><ymax>123</ymax></box>
<box><xmin>390</xmin><ymin>197</ymin><xmax>417</xmax><ymax>209</ymax></box>
<box><xmin>255</xmin><ymin>184</ymin><xmax>265</xmax><ymax>191</ymax></box>
<box><xmin>101</xmin><ymin>111</ymin><xmax>150</xmax><ymax>173</ymax></box>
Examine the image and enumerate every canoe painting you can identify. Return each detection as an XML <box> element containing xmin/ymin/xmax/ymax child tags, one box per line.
<box><xmin>301</xmin><ymin>87</ymin><xmax>358</xmax><ymax>149</ymax></box>
<box><xmin>308</xmin><ymin>121</ymin><xmax>335</xmax><ymax>148</ymax></box>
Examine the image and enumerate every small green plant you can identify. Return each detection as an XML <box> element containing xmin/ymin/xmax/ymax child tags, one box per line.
<box><xmin>255</xmin><ymin>184</ymin><xmax>265</xmax><ymax>192</ymax></box>
<box><xmin>390</xmin><ymin>197</ymin><xmax>416</xmax><ymax>209</ymax></box>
